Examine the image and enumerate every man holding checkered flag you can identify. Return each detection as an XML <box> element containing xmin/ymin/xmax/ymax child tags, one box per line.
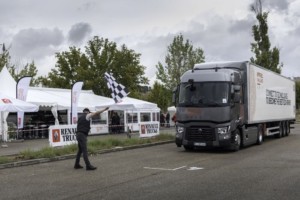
<box><xmin>104</xmin><ymin>72</ymin><xmax>129</xmax><ymax>103</ymax></box>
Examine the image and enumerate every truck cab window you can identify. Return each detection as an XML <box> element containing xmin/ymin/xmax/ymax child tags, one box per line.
<box><xmin>178</xmin><ymin>82</ymin><xmax>230</xmax><ymax>107</ymax></box>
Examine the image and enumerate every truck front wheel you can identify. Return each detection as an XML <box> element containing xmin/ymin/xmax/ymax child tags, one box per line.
<box><xmin>230</xmin><ymin>130</ymin><xmax>241</xmax><ymax>151</ymax></box>
<box><xmin>184</xmin><ymin>145</ymin><xmax>193</xmax><ymax>151</ymax></box>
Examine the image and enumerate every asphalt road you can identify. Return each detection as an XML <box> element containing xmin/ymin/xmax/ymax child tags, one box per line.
<box><xmin>1</xmin><ymin>124</ymin><xmax>300</xmax><ymax>200</ymax></box>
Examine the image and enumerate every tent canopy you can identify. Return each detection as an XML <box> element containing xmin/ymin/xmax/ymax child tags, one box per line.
<box><xmin>0</xmin><ymin>67</ymin><xmax>17</xmax><ymax>98</ymax></box>
<box><xmin>27</xmin><ymin>87</ymin><xmax>114</xmax><ymax>111</ymax></box>
<box><xmin>0</xmin><ymin>92</ymin><xmax>39</xmax><ymax>112</ymax></box>
<box><xmin>96</xmin><ymin>97</ymin><xmax>160</xmax><ymax>111</ymax></box>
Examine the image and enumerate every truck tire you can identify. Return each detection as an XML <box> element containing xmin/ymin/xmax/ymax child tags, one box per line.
<box><xmin>282</xmin><ymin>121</ymin><xmax>287</xmax><ymax>137</ymax></box>
<box><xmin>256</xmin><ymin>125</ymin><xmax>264</xmax><ymax>145</ymax></box>
<box><xmin>280</xmin><ymin>122</ymin><xmax>285</xmax><ymax>137</ymax></box>
<box><xmin>230</xmin><ymin>130</ymin><xmax>241</xmax><ymax>151</ymax></box>
<box><xmin>175</xmin><ymin>139</ymin><xmax>182</xmax><ymax>147</ymax></box>
<box><xmin>275</xmin><ymin>122</ymin><xmax>283</xmax><ymax>138</ymax></box>
<box><xmin>286</xmin><ymin>121</ymin><xmax>290</xmax><ymax>136</ymax></box>
<box><xmin>184</xmin><ymin>145</ymin><xmax>193</xmax><ymax>151</ymax></box>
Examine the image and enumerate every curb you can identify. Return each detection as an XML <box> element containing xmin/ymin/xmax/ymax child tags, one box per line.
<box><xmin>0</xmin><ymin>140</ymin><xmax>174</xmax><ymax>170</ymax></box>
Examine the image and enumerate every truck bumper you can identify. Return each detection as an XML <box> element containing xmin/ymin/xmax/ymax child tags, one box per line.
<box><xmin>175</xmin><ymin>122</ymin><xmax>233</xmax><ymax>148</ymax></box>
<box><xmin>181</xmin><ymin>133</ymin><xmax>232</xmax><ymax>148</ymax></box>
<box><xmin>182</xmin><ymin>139</ymin><xmax>231</xmax><ymax>148</ymax></box>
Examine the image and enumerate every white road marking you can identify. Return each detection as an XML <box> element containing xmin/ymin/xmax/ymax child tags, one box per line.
<box><xmin>144</xmin><ymin>166</ymin><xmax>186</xmax><ymax>171</ymax></box>
<box><xmin>187</xmin><ymin>167</ymin><xmax>204</xmax><ymax>170</ymax></box>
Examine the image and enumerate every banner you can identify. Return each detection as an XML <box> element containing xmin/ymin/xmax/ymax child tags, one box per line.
<box><xmin>71</xmin><ymin>81</ymin><xmax>83</xmax><ymax>124</ymax></box>
<box><xmin>48</xmin><ymin>124</ymin><xmax>77</xmax><ymax>147</ymax></box>
<box><xmin>139</xmin><ymin>122</ymin><xmax>160</xmax><ymax>138</ymax></box>
<box><xmin>17</xmin><ymin>76</ymin><xmax>32</xmax><ymax>129</ymax></box>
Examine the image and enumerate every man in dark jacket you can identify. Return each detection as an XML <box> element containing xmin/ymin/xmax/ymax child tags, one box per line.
<box><xmin>74</xmin><ymin>107</ymin><xmax>109</xmax><ymax>170</ymax></box>
<box><xmin>166</xmin><ymin>112</ymin><xmax>170</xmax><ymax>128</ymax></box>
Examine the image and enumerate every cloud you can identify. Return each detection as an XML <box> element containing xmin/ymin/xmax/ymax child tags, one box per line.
<box><xmin>264</xmin><ymin>0</ymin><xmax>290</xmax><ymax>11</ymax></box>
<box><xmin>11</xmin><ymin>28</ymin><xmax>64</xmax><ymax>59</ymax></box>
<box><xmin>68</xmin><ymin>22</ymin><xmax>92</xmax><ymax>45</ymax></box>
<box><xmin>1</xmin><ymin>0</ymin><xmax>299</xmax><ymax>82</ymax></box>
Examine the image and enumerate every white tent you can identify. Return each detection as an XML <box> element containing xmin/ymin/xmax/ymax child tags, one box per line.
<box><xmin>96</xmin><ymin>97</ymin><xmax>160</xmax><ymax>132</ymax></box>
<box><xmin>0</xmin><ymin>92</ymin><xmax>39</xmax><ymax>112</ymax></box>
<box><xmin>26</xmin><ymin>87</ymin><xmax>113</xmax><ymax>125</ymax></box>
<box><xmin>0</xmin><ymin>93</ymin><xmax>39</xmax><ymax>142</ymax></box>
<box><xmin>27</xmin><ymin>87</ymin><xmax>113</xmax><ymax>112</ymax></box>
<box><xmin>0</xmin><ymin>67</ymin><xmax>160</xmax><ymax>134</ymax></box>
<box><xmin>96</xmin><ymin>97</ymin><xmax>159</xmax><ymax>111</ymax></box>
<box><xmin>0</xmin><ymin>67</ymin><xmax>17</xmax><ymax>98</ymax></box>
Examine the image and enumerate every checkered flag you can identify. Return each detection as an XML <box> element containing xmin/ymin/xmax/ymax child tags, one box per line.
<box><xmin>104</xmin><ymin>72</ymin><xmax>129</xmax><ymax>103</ymax></box>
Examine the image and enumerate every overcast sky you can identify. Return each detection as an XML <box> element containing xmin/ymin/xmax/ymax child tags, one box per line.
<box><xmin>0</xmin><ymin>0</ymin><xmax>299</xmax><ymax>85</ymax></box>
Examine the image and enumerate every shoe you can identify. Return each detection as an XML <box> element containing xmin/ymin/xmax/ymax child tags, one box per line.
<box><xmin>86</xmin><ymin>165</ymin><xmax>97</xmax><ymax>170</ymax></box>
<box><xmin>74</xmin><ymin>164</ymin><xmax>84</xmax><ymax>169</ymax></box>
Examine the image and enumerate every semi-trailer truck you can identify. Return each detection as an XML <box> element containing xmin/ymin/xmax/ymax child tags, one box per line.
<box><xmin>173</xmin><ymin>61</ymin><xmax>295</xmax><ymax>151</ymax></box>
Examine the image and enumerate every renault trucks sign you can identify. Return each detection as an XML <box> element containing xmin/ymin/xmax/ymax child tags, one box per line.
<box><xmin>49</xmin><ymin>125</ymin><xmax>77</xmax><ymax>147</ymax></box>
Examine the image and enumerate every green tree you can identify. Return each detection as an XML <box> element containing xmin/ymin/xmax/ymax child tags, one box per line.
<box><xmin>39</xmin><ymin>46</ymin><xmax>89</xmax><ymax>89</ymax></box>
<box><xmin>156</xmin><ymin>34</ymin><xmax>205</xmax><ymax>91</ymax></box>
<box><xmin>83</xmin><ymin>36</ymin><xmax>117</xmax><ymax>95</ymax></box>
<box><xmin>147</xmin><ymin>81</ymin><xmax>171</xmax><ymax>112</ymax></box>
<box><xmin>0</xmin><ymin>45</ymin><xmax>40</xmax><ymax>86</ymax></box>
<box><xmin>0</xmin><ymin>43</ymin><xmax>11</xmax><ymax>71</ymax></box>
<box><xmin>110</xmin><ymin>44</ymin><xmax>149</xmax><ymax>99</ymax></box>
<box><xmin>8</xmin><ymin>61</ymin><xmax>40</xmax><ymax>86</ymax></box>
<box><xmin>40</xmin><ymin>36</ymin><xmax>148</xmax><ymax>97</ymax></box>
<box><xmin>250</xmin><ymin>0</ymin><xmax>283</xmax><ymax>73</ymax></box>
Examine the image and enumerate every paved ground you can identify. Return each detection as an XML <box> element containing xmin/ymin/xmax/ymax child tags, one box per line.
<box><xmin>0</xmin><ymin>127</ymin><xmax>176</xmax><ymax>156</ymax></box>
<box><xmin>1</xmin><ymin>124</ymin><xmax>299</xmax><ymax>200</ymax></box>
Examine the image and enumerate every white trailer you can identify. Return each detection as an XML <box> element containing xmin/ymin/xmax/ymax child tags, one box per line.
<box><xmin>246</xmin><ymin>63</ymin><xmax>295</xmax><ymax>136</ymax></box>
<box><xmin>173</xmin><ymin>61</ymin><xmax>296</xmax><ymax>151</ymax></box>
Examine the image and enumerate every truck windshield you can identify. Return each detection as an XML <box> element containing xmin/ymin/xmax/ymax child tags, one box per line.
<box><xmin>178</xmin><ymin>82</ymin><xmax>230</xmax><ymax>107</ymax></box>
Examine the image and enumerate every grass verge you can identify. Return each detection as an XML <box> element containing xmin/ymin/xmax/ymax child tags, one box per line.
<box><xmin>0</xmin><ymin>133</ymin><xmax>174</xmax><ymax>165</ymax></box>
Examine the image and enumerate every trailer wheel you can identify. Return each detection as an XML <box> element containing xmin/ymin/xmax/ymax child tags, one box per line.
<box><xmin>286</xmin><ymin>121</ymin><xmax>290</xmax><ymax>136</ymax></box>
<box><xmin>282</xmin><ymin>121</ymin><xmax>287</xmax><ymax>137</ymax></box>
<box><xmin>275</xmin><ymin>122</ymin><xmax>283</xmax><ymax>138</ymax></box>
<box><xmin>230</xmin><ymin>130</ymin><xmax>241</xmax><ymax>151</ymax></box>
<box><xmin>280</xmin><ymin>122</ymin><xmax>285</xmax><ymax>137</ymax></box>
<box><xmin>256</xmin><ymin>125</ymin><xmax>264</xmax><ymax>145</ymax></box>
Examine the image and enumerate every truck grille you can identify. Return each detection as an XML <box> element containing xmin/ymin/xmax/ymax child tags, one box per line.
<box><xmin>185</xmin><ymin>127</ymin><xmax>215</xmax><ymax>141</ymax></box>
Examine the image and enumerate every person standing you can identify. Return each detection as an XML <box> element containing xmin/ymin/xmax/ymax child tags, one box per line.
<box><xmin>166</xmin><ymin>112</ymin><xmax>170</xmax><ymax>128</ymax></box>
<box><xmin>115</xmin><ymin>112</ymin><xmax>121</xmax><ymax>133</ymax></box>
<box><xmin>111</xmin><ymin>112</ymin><xmax>120</xmax><ymax>134</ymax></box>
<box><xmin>74</xmin><ymin>107</ymin><xmax>109</xmax><ymax>170</ymax></box>
<box><xmin>160</xmin><ymin>112</ymin><xmax>165</xmax><ymax>127</ymax></box>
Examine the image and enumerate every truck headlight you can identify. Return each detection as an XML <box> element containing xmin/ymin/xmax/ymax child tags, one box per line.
<box><xmin>218</xmin><ymin>126</ymin><xmax>230</xmax><ymax>135</ymax></box>
<box><xmin>176</xmin><ymin>126</ymin><xmax>184</xmax><ymax>139</ymax></box>
<box><xmin>177</xmin><ymin>126</ymin><xmax>184</xmax><ymax>134</ymax></box>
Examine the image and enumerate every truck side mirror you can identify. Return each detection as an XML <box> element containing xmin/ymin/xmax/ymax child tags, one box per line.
<box><xmin>234</xmin><ymin>93</ymin><xmax>241</xmax><ymax>103</ymax></box>
<box><xmin>172</xmin><ymin>93</ymin><xmax>176</xmax><ymax>104</ymax></box>
<box><xmin>231</xmin><ymin>85</ymin><xmax>241</xmax><ymax>94</ymax></box>
<box><xmin>172</xmin><ymin>86</ymin><xmax>178</xmax><ymax>105</ymax></box>
<box><xmin>234</xmin><ymin>85</ymin><xmax>241</xmax><ymax>91</ymax></box>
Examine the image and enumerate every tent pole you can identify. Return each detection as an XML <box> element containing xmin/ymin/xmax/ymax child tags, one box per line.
<box><xmin>1</xmin><ymin>112</ymin><xmax>8</xmax><ymax>147</ymax></box>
